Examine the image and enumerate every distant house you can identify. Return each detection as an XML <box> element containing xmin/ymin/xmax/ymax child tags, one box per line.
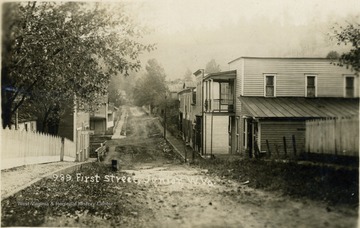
<box><xmin>107</xmin><ymin>102</ymin><xmax>118</xmax><ymax>129</ymax></box>
<box><xmin>9</xmin><ymin>104</ymin><xmax>38</xmax><ymax>132</ymax></box>
<box><xmin>90</xmin><ymin>95</ymin><xmax>118</xmax><ymax>135</ymax></box>
<box><xmin>184</xmin><ymin>57</ymin><xmax>359</xmax><ymax>158</ymax></box>
<box><xmin>90</xmin><ymin>99</ymin><xmax>108</xmax><ymax>135</ymax></box>
<box><xmin>11</xmin><ymin>115</ymin><xmax>37</xmax><ymax>132</ymax></box>
<box><xmin>178</xmin><ymin>81</ymin><xmax>197</xmax><ymax>146</ymax></box>
<box><xmin>57</xmin><ymin>100</ymin><xmax>90</xmax><ymax>162</ymax></box>
<box><xmin>168</xmin><ymin>80</ymin><xmax>184</xmax><ymax>100</ymax></box>
<box><xmin>15</xmin><ymin>119</ymin><xmax>37</xmax><ymax>132</ymax></box>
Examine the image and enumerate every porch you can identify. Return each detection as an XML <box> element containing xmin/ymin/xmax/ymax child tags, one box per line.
<box><xmin>203</xmin><ymin>70</ymin><xmax>236</xmax><ymax>113</ymax></box>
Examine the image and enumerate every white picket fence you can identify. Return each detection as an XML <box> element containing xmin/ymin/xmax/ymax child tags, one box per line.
<box><xmin>64</xmin><ymin>137</ymin><xmax>76</xmax><ymax>162</ymax></box>
<box><xmin>1</xmin><ymin>128</ymin><xmax>77</xmax><ymax>170</ymax></box>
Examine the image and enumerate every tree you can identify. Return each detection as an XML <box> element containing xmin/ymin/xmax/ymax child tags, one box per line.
<box><xmin>20</xmin><ymin>87</ymin><xmax>67</xmax><ymax>134</ymax></box>
<box><xmin>133</xmin><ymin>59</ymin><xmax>168</xmax><ymax>112</ymax></box>
<box><xmin>330</xmin><ymin>23</ymin><xmax>360</xmax><ymax>74</ymax></box>
<box><xmin>108</xmin><ymin>74</ymin><xmax>123</xmax><ymax>107</ymax></box>
<box><xmin>183</xmin><ymin>68</ymin><xmax>193</xmax><ymax>81</ymax></box>
<box><xmin>2</xmin><ymin>2</ymin><xmax>154</xmax><ymax>130</ymax></box>
<box><xmin>326</xmin><ymin>51</ymin><xmax>340</xmax><ymax>60</ymax></box>
<box><xmin>205</xmin><ymin>59</ymin><xmax>221</xmax><ymax>74</ymax></box>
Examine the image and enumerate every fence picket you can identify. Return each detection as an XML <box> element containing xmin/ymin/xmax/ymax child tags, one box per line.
<box><xmin>305</xmin><ymin>116</ymin><xmax>359</xmax><ymax>157</ymax></box>
<box><xmin>1</xmin><ymin>128</ymin><xmax>78</xmax><ymax>169</ymax></box>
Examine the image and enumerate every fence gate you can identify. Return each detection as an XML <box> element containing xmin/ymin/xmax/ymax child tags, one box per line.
<box><xmin>76</xmin><ymin>130</ymin><xmax>90</xmax><ymax>162</ymax></box>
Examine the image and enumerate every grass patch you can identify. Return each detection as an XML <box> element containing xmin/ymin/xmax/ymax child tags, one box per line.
<box><xmin>196</xmin><ymin>158</ymin><xmax>358</xmax><ymax>207</ymax></box>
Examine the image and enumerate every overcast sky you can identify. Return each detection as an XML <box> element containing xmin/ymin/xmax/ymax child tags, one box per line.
<box><xmin>125</xmin><ymin>0</ymin><xmax>359</xmax><ymax>80</ymax></box>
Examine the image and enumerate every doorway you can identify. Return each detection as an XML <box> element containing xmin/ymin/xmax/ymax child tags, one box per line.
<box><xmin>245</xmin><ymin>118</ymin><xmax>258</xmax><ymax>158</ymax></box>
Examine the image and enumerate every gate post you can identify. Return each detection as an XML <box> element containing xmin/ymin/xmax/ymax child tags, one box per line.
<box><xmin>60</xmin><ymin>137</ymin><xmax>64</xmax><ymax>161</ymax></box>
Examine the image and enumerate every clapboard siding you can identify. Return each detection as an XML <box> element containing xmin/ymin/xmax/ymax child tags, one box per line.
<box><xmin>238</xmin><ymin>102</ymin><xmax>252</xmax><ymax>154</ymax></box>
<box><xmin>229</xmin><ymin>58</ymin><xmax>358</xmax><ymax>98</ymax></box>
<box><xmin>228</xmin><ymin>59</ymin><xmax>243</xmax><ymax>115</ymax></box>
<box><xmin>194</xmin><ymin>80</ymin><xmax>202</xmax><ymax>114</ymax></box>
<box><xmin>179</xmin><ymin>90</ymin><xmax>196</xmax><ymax>122</ymax></box>
<box><xmin>277</xmin><ymin>73</ymin><xmax>305</xmax><ymax>96</ymax></box>
<box><xmin>260</xmin><ymin>121</ymin><xmax>306</xmax><ymax>156</ymax></box>
<box><xmin>204</xmin><ymin>114</ymin><xmax>228</xmax><ymax>154</ymax></box>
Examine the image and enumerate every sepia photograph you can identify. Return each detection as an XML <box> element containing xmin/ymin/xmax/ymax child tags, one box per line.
<box><xmin>1</xmin><ymin>0</ymin><xmax>359</xmax><ymax>227</ymax></box>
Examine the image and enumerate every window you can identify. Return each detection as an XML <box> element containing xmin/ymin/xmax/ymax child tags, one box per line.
<box><xmin>345</xmin><ymin>76</ymin><xmax>355</xmax><ymax>98</ymax></box>
<box><xmin>264</xmin><ymin>74</ymin><xmax>276</xmax><ymax>97</ymax></box>
<box><xmin>306</xmin><ymin>75</ymin><xmax>317</xmax><ymax>97</ymax></box>
<box><xmin>220</xmin><ymin>83</ymin><xmax>229</xmax><ymax>104</ymax></box>
<box><xmin>192</xmin><ymin>91</ymin><xmax>196</xmax><ymax>104</ymax></box>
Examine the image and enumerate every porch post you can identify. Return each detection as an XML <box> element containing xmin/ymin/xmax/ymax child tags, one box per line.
<box><xmin>251</xmin><ymin>121</ymin><xmax>254</xmax><ymax>158</ymax></box>
<box><xmin>210</xmin><ymin>79</ymin><xmax>213</xmax><ymax>111</ymax></box>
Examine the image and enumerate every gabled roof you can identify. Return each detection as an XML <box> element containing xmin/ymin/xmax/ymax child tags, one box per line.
<box><xmin>239</xmin><ymin>97</ymin><xmax>359</xmax><ymax>118</ymax></box>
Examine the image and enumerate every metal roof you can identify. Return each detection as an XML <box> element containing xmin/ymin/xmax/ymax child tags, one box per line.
<box><xmin>228</xmin><ymin>56</ymin><xmax>331</xmax><ymax>64</ymax></box>
<box><xmin>203</xmin><ymin>70</ymin><xmax>236</xmax><ymax>81</ymax></box>
<box><xmin>239</xmin><ymin>97</ymin><xmax>359</xmax><ymax>118</ymax></box>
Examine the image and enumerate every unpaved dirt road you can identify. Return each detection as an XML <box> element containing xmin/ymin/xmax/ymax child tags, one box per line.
<box><xmin>2</xmin><ymin>106</ymin><xmax>357</xmax><ymax>227</ymax></box>
<box><xmin>104</xmin><ymin>106</ymin><xmax>358</xmax><ymax>228</ymax></box>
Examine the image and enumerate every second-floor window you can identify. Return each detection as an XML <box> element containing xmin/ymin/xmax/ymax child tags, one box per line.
<box><xmin>306</xmin><ymin>75</ymin><xmax>317</xmax><ymax>97</ymax></box>
<box><xmin>264</xmin><ymin>74</ymin><xmax>276</xmax><ymax>97</ymax></box>
<box><xmin>220</xmin><ymin>83</ymin><xmax>230</xmax><ymax>104</ymax></box>
<box><xmin>345</xmin><ymin>76</ymin><xmax>355</xmax><ymax>98</ymax></box>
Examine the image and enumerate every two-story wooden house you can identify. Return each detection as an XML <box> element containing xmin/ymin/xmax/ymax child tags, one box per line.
<box><xmin>228</xmin><ymin>57</ymin><xmax>359</xmax><ymax>157</ymax></box>
<box><xmin>178</xmin><ymin>81</ymin><xmax>197</xmax><ymax>148</ymax></box>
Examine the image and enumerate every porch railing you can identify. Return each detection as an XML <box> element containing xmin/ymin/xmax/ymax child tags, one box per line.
<box><xmin>205</xmin><ymin>99</ymin><xmax>234</xmax><ymax>112</ymax></box>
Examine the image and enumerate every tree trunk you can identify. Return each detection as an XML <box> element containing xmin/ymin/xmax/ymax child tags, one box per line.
<box><xmin>1</xmin><ymin>102</ymin><xmax>13</xmax><ymax>129</ymax></box>
<box><xmin>40</xmin><ymin>107</ymin><xmax>52</xmax><ymax>133</ymax></box>
<box><xmin>1</xmin><ymin>87</ymin><xmax>13</xmax><ymax>129</ymax></box>
<box><xmin>47</xmin><ymin>119</ymin><xmax>59</xmax><ymax>135</ymax></box>
<box><xmin>47</xmin><ymin>104</ymin><xmax>61</xmax><ymax>135</ymax></box>
<box><xmin>1</xmin><ymin>68</ymin><xmax>13</xmax><ymax>129</ymax></box>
